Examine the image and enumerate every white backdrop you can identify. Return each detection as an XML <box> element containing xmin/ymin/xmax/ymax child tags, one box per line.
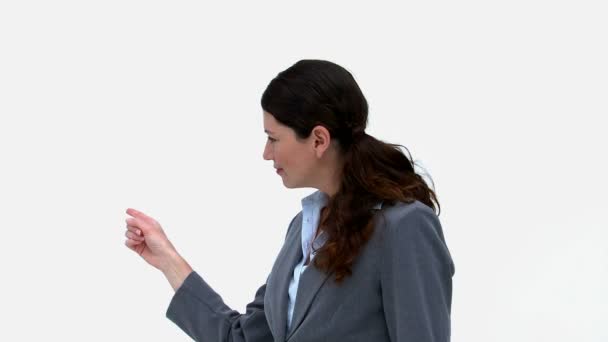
<box><xmin>1</xmin><ymin>1</ymin><xmax>606</xmax><ymax>341</ymax></box>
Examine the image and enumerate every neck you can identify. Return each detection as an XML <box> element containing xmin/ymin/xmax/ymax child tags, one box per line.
<box><xmin>317</xmin><ymin>156</ymin><xmax>344</xmax><ymax>198</ymax></box>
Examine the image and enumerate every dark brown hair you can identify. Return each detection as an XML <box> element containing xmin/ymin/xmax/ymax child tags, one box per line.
<box><xmin>261</xmin><ymin>59</ymin><xmax>440</xmax><ymax>284</ymax></box>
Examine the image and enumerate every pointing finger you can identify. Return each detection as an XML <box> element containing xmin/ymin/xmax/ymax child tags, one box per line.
<box><xmin>126</xmin><ymin>208</ymin><xmax>153</xmax><ymax>222</ymax></box>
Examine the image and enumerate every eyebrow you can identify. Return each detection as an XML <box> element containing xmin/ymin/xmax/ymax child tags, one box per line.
<box><xmin>264</xmin><ymin>129</ymin><xmax>275</xmax><ymax>134</ymax></box>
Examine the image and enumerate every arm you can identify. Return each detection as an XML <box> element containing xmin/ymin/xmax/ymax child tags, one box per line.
<box><xmin>123</xmin><ymin>207</ymin><xmax>272</xmax><ymax>342</ymax></box>
<box><xmin>380</xmin><ymin>205</ymin><xmax>455</xmax><ymax>342</ymax></box>
<box><xmin>166</xmin><ymin>271</ymin><xmax>272</xmax><ymax>342</ymax></box>
<box><xmin>164</xmin><ymin>213</ymin><xmax>301</xmax><ymax>341</ymax></box>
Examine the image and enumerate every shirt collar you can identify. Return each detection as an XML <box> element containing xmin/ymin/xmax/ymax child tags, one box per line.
<box><xmin>301</xmin><ymin>190</ymin><xmax>328</xmax><ymax>209</ymax></box>
<box><xmin>301</xmin><ymin>190</ymin><xmax>383</xmax><ymax>210</ymax></box>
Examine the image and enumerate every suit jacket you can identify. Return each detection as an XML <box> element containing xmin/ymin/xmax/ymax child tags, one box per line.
<box><xmin>166</xmin><ymin>200</ymin><xmax>455</xmax><ymax>341</ymax></box>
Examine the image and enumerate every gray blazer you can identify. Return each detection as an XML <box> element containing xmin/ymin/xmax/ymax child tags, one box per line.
<box><xmin>166</xmin><ymin>200</ymin><xmax>455</xmax><ymax>341</ymax></box>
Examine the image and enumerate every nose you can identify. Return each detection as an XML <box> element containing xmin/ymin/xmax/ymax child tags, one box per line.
<box><xmin>263</xmin><ymin>141</ymin><xmax>272</xmax><ymax>161</ymax></box>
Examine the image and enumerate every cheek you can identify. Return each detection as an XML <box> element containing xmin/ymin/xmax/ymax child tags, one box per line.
<box><xmin>270</xmin><ymin>145</ymin><xmax>284</xmax><ymax>163</ymax></box>
<box><xmin>276</xmin><ymin>148</ymin><xmax>293</xmax><ymax>167</ymax></box>
<box><xmin>275</xmin><ymin>146</ymin><xmax>298</xmax><ymax>169</ymax></box>
<box><xmin>276</xmin><ymin>143</ymin><xmax>312</xmax><ymax>173</ymax></box>
<box><xmin>287</xmin><ymin>151</ymin><xmax>314</xmax><ymax>175</ymax></box>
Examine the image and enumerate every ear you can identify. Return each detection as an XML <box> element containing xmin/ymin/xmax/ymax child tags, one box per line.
<box><xmin>310</xmin><ymin>125</ymin><xmax>332</xmax><ymax>158</ymax></box>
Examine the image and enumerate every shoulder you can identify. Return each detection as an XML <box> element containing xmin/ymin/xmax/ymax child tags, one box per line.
<box><xmin>378</xmin><ymin>200</ymin><xmax>439</xmax><ymax>231</ymax></box>
<box><xmin>376</xmin><ymin>200</ymin><xmax>454</xmax><ymax>274</ymax></box>
<box><xmin>284</xmin><ymin>210</ymin><xmax>303</xmax><ymax>240</ymax></box>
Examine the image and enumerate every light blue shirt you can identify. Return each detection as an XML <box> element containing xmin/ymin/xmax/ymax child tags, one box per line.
<box><xmin>286</xmin><ymin>190</ymin><xmax>382</xmax><ymax>333</ymax></box>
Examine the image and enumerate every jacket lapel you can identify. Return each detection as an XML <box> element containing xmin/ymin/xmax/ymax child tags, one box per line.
<box><xmin>285</xmin><ymin>260</ymin><xmax>333</xmax><ymax>340</ymax></box>
<box><xmin>271</xmin><ymin>217</ymin><xmax>305</xmax><ymax>342</ymax></box>
<box><xmin>284</xmin><ymin>203</ymin><xmax>384</xmax><ymax>340</ymax></box>
<box><xmin>271</xmin><ymin>216</ymin><xmax>333</xmax><ymax>341</ymax></box>
<box><xmin>269</xmin><ymin>203</ymin><xmax>385</xmax><ymax>341</ymax></box>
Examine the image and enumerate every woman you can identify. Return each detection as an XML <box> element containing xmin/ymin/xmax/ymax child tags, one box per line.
<box><xmin>124</xmin><ymin>59</ymin><xmax>455</xmax><ymax>342</ymax></box>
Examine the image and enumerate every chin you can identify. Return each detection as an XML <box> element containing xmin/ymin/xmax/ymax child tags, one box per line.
<box><xmin>282</xmin><ymin>179</ymin><xmax>300</xmax><ymax>189</ymax></box>
<box><xmin>280</xmin><ymin>174</ymin><xmax>306</xmax><ymax>189</ymax></box>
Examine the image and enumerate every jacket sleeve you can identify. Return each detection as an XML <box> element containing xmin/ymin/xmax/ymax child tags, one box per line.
<box><xmin>380</xmin><ymin>205</ymin><xmax>455</xmax><ymax>342</ymax></box>
<box><xmin>165</xmin><ymin>213</ymin><xmax>300</xmax><ymax>341</ymax></box>
<box><xmin>165</xmin><ymin>271</ymin><xmax>272</xmax><ymax>342</ymax></box>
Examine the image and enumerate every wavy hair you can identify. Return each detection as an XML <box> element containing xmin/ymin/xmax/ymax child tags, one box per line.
<box><xmin>261</xmin><ymin>59</ymin><xmax>440</xmax><ymax>284</ymax></box>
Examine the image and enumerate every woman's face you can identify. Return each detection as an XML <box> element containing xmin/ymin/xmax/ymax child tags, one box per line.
<box><xmin>262</xmin><ymin>111</ymin><xmax>318</xmax><ymax>188</ymax></box>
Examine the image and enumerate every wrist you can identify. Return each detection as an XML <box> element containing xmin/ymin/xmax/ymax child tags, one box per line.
<box><xmin>161</xmin><ymin>250</ymin><xmax>193</xmax><ymax>291</ymax></box>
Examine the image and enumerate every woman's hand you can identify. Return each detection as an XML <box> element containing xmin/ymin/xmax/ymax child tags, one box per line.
<box><xmin>124</xmin><ymin>208</ymin><xmax>178</xmax><ymax>271</ymax></box>
<box><xmin>124</xmin><ymin>208</ymin><xmax>193</xmax><ymax>290</ymax></box>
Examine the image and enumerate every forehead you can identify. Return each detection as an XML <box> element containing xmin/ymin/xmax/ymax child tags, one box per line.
<box><xmin>263</xmin><ymin>111</ymin><xmax>283</xmax><ymax>133</ymax></box>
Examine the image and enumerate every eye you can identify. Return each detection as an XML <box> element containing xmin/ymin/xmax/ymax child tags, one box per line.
<box><xmin>267</xmin><ymin>137</ymin><xmax>277</xmax><ymax>143</ymax></box>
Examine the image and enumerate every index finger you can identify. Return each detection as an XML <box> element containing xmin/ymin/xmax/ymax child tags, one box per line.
<box><xmin>126</xmin><ymin>208</ymin><xmax>153</xmax><ymax>222</ymax></box>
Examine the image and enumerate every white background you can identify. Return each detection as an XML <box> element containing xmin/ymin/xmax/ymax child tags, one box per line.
<box><xmin>1</xmin><ymin>1</ymin><xmax>606</xmax><ymax>341</ymax></box>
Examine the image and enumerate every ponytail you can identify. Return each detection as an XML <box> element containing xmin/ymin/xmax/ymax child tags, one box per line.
<box><xmin>313</xmin><ymin>132</ymin><xmax>440</xmax><ymax>283</ymax></box>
